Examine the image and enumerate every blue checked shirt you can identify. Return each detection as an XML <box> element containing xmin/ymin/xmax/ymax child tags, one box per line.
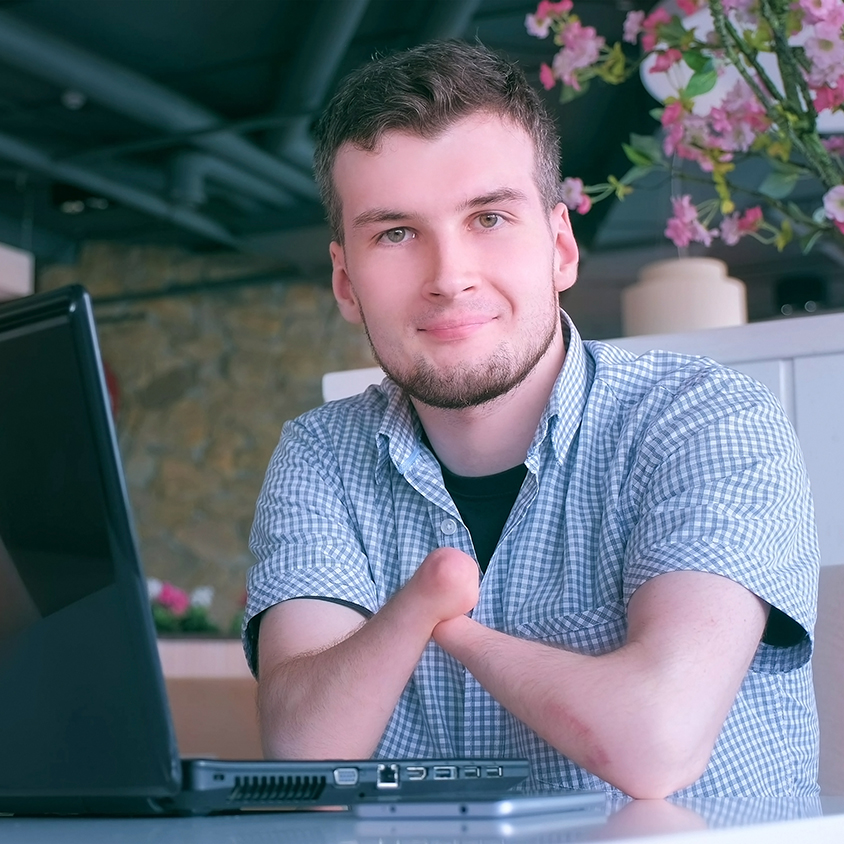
<box><xmin>245</xmin><ymin>313</ymin><xmax>820</xmax><ymax>797</ymax></box>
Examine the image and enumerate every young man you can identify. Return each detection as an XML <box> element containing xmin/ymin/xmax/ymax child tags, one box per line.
<box><xmin>244</xmin><ymin>41</ymin><xmax>819</xmax><ymax>799</ymax></box>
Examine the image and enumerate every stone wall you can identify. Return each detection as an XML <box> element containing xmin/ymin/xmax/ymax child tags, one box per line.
<box><xmin>39</xmin><ymin>243</ymin><xmax>374</xmax><ymax>633</ymax></box>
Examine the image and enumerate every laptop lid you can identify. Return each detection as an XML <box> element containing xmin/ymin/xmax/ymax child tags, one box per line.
<box><xmin>0</xmin><ymin>286</ymin><xmax>532</xmax><ymax>815</ymax></box>
<box><xmin>0</xmin><ymin>285</ymin><xmax>183</xmax><ymax>811</ymax></box>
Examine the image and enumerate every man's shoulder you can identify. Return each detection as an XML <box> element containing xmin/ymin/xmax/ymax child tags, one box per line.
<box><xmin>583</xmin><ymin>339</ymin><xmax>769</xmax><ymax>405</ymax></box>
<box><xmin>282</xmin><ymin>382</ymin><xmax>409</xmax><ymax>463</ymax></box>
<box><xmin>292</xmin><ymin>383</ymin><xmax>391</xmax><ymax>435</ymax></box>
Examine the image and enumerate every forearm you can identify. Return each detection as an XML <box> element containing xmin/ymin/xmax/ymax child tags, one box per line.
<box><xmin>433</xmin><ymin>617</ymin><xmax>674</xmax><ymax>792</ymax></box>
<box><xmin>259</xmin><ymin>546</ymin><xmax>480</xmax><ymax>760</ymax></box>
<box><xmin>435</xmin><ymin>570</ymin><xmax>768</xmax><ymax>798</ymax></box>
<box><xmin>433</xmin><ymin>616</ymin><xmax>730</xmax><ymax>798</ymax></box>
<box><xmin>259</xmin><ymin>592</ymin><xmax>437</xmax><ymax>759</ymax></box>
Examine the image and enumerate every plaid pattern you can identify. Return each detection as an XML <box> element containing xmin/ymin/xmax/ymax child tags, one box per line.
<box><xmin>246</xmin><ymin>313</ymin><xmax>819</xmax><ymax>797</ymax></box>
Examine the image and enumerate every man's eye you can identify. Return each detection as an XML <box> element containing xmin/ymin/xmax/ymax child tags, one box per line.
<box><xmin>380</xmin><ymin>228</ymin><xmax>411</xmax><ymax>244</ymax></box>
<box><xmin>477</xmin><ymin>213</ymin><xmax>502</xmax><ymax>229</ymax></box>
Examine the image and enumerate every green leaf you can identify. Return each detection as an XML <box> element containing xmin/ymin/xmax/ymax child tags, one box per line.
<box><xmin>801</xmin><ymin>229</ymin><xmax>824</xmax><ymax>254</ymax></box>
<box><xmin>683</xmin><ymin>68</ymin><xmax>718</xmax><ymax>99</ymax></box>
<box><xmin>682</xmin><ymin>50</ymin><xmax>710</xmax><ymax>73</ymax></box>
<box><xmin>620</xmin><ymin>164</ymin><xmax>654</xmax><ymax>185</ymax></box>
<box><xmin>628</xmin><ymin>133</ymin><xmax>664</xmax><ymax>162</ymax></box>
<box><xmin>660</xmin><ymin>15</ymin><xmax>689</xmax><ymax>46</ymax></box>
<box><xmin>622</xmin><ymin>144</ymin><xmax>655</xmax><ymax>167</ymax></box>
<box><xmin>758</xmin><ymin>170</ymin><xmax>800</xmax><ymax>199</ymax></box>
<box><xmin>560</xmin><ymin>79</ymin><xmax>589</xmax><ymax>103</ymax></box>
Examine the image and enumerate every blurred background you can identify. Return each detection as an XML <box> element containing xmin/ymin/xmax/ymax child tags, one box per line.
<box><xmin>1</xmin><ymin>0</ymin><xmax>842</xmax><ymax>629</ymax></box>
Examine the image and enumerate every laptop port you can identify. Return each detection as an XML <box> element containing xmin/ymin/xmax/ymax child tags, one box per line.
<box><xmin>484</xmin><ymin>766</ymin><xmax>503</xmax><ymax>778</ymax></box>
<box><xmin>432</xmin><ymin>766</ymin><xmax>457</xmax><ymax>780</ymax></box>
<box><xmin>405</xmin><ymin>766</ymin><xmax>427</xmax><ymax>781</ymax></box>
<box><xmin>463</xmin><ymin>766</ymin><xmax>480</xmax><ymax>778</ymax></box>
<box><xmin>377</xmin><ymin>763</ymin><xmax>400</xmax><ymax>789</ymax></box>
<box><xmin>333</xmin><ymin>767</ymin><xmax>359</xmax><ymax>786</ymax></box>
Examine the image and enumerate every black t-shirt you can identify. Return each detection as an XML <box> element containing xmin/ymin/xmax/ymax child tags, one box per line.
<box><xmin>439</xmin><ymin>461</ymin><xmax>527</xmax><ymax>572</ymax></box>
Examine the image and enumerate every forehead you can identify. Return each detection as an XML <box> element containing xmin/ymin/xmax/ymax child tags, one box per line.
<box><xmin>332</xmin><ymin>114</ymin><xmax>541</xmax><ymax>220</ymax></box>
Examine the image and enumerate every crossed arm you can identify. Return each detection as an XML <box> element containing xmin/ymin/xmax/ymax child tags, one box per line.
<box><xmin>257</xmin><ymin>547</ymin><xmax>768</xmax><ymax>798</ymax></box>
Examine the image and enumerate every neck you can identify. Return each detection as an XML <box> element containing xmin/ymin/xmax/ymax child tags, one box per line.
<box><xmin>413</xmin><ymin>332</ymin><xmax>566</xmax><ymax>477</ymax></box>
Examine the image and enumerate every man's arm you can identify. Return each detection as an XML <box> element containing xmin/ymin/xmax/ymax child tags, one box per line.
<box><xmin>257</xmin><ymin>547</ymin><xmax>479</xmax><ymax>759</ymax></box>
<box><xmin>433</xmin><ymin>569</ymin><xmax>769</xmax><ymax>799</ymax></box>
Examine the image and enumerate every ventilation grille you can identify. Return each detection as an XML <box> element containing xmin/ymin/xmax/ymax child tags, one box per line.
<box><xmin>229</xmin><ymin>774</ymin><xmax>327</xmax><ymax>803</ymax></box>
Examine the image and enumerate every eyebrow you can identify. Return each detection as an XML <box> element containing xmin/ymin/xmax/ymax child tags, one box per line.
<box><xmin>350</xmin><ymin>188</ymin><xmax>531</xmax><ymax>231</ymax></box>
<box><xmin>459</xmin><ymin>188</ymin><xmax>529</xmax><ymax>211</ymax></box>
<box><xmin>351</xmin><ymin>208</ymin><xmax>409</xmax><ymax>230</ymax></box>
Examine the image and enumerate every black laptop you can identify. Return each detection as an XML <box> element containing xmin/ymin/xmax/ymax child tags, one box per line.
<box><xmin>0</xmin><ymin>285</ymin><xmax>530</xmax><ymax>816</ymax></box>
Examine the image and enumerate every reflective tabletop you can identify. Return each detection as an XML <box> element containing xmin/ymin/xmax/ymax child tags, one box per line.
<box><xmin>3</xmin><ymin>796</ymin><xmax>844</xmax><ymax>844</ymax></box>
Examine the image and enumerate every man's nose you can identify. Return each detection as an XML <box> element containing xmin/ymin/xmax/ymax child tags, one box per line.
<box><xmin>422</xmin><ymin>233</ymin><xmax>478</xmax><ymax>299</ymax></box>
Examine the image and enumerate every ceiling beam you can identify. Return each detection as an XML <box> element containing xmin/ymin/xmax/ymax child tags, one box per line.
<box><xmin>266</xmin><ymin>0</ymin><xmax>370</xmax><ymax>166</ymax></box>
<box><xmin>0</xmin><ymin>10</ymin><xmax>319</xmax><ymax>201</ymax></box>
<box><xmin>0</xmin><ymin>130</ymin><xmax>243</xmax><ymax>250</ymax></box>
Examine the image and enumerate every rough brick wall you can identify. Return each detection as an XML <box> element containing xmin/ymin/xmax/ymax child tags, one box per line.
<box><xmin>40</xmin><ymin>243</ymin><xmax>374</xmax><ymax>632</ymax></box>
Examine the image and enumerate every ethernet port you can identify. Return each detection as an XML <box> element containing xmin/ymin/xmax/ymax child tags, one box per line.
<box><xmin>377</xmin><ymin>763</ymin><xmax>400</xmax><ymax>789</ymax></box>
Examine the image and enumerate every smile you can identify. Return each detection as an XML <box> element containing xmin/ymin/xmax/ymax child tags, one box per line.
<box><xmin>418</xmin><ymin>318</ymin><xmax>494</xmax><ymax>342</ymax></box>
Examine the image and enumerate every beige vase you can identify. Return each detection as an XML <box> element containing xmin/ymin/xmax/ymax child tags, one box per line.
<box><xmin>622</xmin><ymin>257</ymin><xmax>747</xmax><ymax>336</ymax></box>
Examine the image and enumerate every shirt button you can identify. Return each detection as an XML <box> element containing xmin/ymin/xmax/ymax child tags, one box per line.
<box><xmin>440</xmin><ymin>518</ymin><xmax>458</xmax><ymax>535</ymax></box>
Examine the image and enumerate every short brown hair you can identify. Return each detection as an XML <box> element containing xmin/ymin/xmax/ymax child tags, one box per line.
<box><xmin>313</xmin><ymin>40</ymin><xmax>561</xmax><ymax>241</ymax></box>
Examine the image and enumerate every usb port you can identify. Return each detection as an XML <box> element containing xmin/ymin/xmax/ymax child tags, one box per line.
<box><xmin>405</xmin><ymin>766</ymin><xmax>427</xmax><ymax>781</ymax></box>
<box><xmin>333</xmin><ymin>767</ymin><xmax>359</xmax><ymax>786</ymax></box>
<box><xmin>377</xmin><ymin>763</ymin><xmax>400</xmax><ymax>789</ymax></box>
<box><xmin>463</xmin><ymin>766</ymin><xmax>480</xmax><ymax>778</ymax></box>
<box><xmin>484</xmin><ymin>766</ymin><xmax>503</xmax><ymax>778</ymax></box>
<box><xmin>432</xmin><ymin>766</ymin><xmax>457</xmax><ymax>780</ymax></box>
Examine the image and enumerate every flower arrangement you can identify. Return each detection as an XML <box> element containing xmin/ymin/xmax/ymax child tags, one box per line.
<box><xmin>526</xmin><ymin>0</ymin><xmax>844</xmax><ymax>252</ymax></box>
<box><xmin>147</xmin><ymin>578</ymin><xmax>219</xmax><ymax>634</ymax></box>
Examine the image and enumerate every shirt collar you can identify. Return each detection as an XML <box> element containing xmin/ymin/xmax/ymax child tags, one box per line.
<box><xmin>525</xmin><ymin>310</ymin><xmax>592</xmax><ymax>473</ymax></box>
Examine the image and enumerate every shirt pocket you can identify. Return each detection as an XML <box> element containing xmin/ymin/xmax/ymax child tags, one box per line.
<box><xmin>513</xmin><ymin>601</ymin><xmax>627</xmax><ymax>656</ymax></box>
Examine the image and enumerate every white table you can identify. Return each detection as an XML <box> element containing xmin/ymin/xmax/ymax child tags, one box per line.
<box><xmin>3</xmin><ymin>796</ymin><xmax>844</xmax><ymax>843</ymax></box>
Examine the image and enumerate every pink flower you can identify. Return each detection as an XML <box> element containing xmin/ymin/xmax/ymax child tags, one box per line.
<box><xmin>642</xmin><ymin>7</ymin><xmax>671</xmax><ymax>53</ymax></box>
<box><xmin>560</xmin><ymin>177</ymin><xmax>592</xmax><ymax>214</ymax></box>
<box><xmin>157</xmin><ymin>581</ymin><xmax>190</xmax><ymax>616</ymax></box>
<box><xmin>720</xmin><ymin>206</ymin><xmax>763</xmax><ymax>245</ymax></box>
<box><xmin>526</xmin><ymin>1</ymin><xmax>573</xmax><ymax>39</ymax></box>
<box><xmin>539</xmin><ymin>62</ymin><xmax>556</xmax><ymax>90</ymax></box>
<box><xmin>722</xmin><ymin>0</ymin><xmax>761</xmax><ymax>25</ymax></box>
<box><xmin>805</xmin><ymin>22</ymin><xmax>844</xmax><ymax>87</ymax></box>
<box><xmin>823</xmin><ymin>135</ymin><xmax>844</xmax><ymax>154</ymax></box>
<box><xmin>536</xmin><ymin>0</ymin><xmax>573</xmax><ymax>17</ymax></box>
<box><xmin>677</xmin><ymin>0</ymin><xmax>706</xmax><ymax>14</ymax></box>
<box><xmin>822</xmin><ymin>185</ymin><xmax>844</xmax><ymax>222</ymax></box>
<box><xmin>525</xmin><ymin>13</ymin><xmax>552</xmax><ymax>39</ymax></box>
<box><xmin>650</xmin><ymin>48</ymin><xmax>684</xmax><ymax>74</ymax></box>
<box><xmin>665</xmin><ymin>195</ymin><xmax>717</xmax><ymax>247</ymax></box>
<box><xmin>709</xmin><ymin>80</ymin><xmax>771</xmax><ymax>152</ymax></box>
<box><xmin>552</xmin><ymin>21</ymin><xmax>605</xmax><ymax>90</ymax></box>
<box><xmin>812</xmin><ymin>76</ymin><xmax>844</xmax><ymax>112</ymax></box>
<box><xmin>798</xmin><ymin>0</ymin><xmax>844</xmax><ymax>25</ymax></box>
<box><xmin>623</xmin><ymin>10</ymin><xmax>645</xmax><ymax>44</ymax></box>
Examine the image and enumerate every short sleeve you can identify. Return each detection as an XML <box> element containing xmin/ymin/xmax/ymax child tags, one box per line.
<box><xmin>622</xmin><ymin>368</ymin><xmax>819</xmax><ymax>673</ymax></box>
<box><xmin>243</xmin><ymin>412</ymin><xmax>379</xmax><ymax>674</ymax></box>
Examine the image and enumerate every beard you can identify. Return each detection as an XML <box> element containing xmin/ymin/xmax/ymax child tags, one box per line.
<box><xmin>358</xmin><ymin>292</ymin><xmax>561</xmax><ymax>410</ymax></box>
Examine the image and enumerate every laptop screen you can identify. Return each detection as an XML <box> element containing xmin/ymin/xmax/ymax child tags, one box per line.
<box><xmin>0</xmin><ymin>287</ymin><xmax>180</xmax><ymax>800</ymax></box>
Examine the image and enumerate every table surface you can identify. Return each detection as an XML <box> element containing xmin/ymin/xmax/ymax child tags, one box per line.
<box><xmin>3</xmin><ymin>796</ymin><xmax>844</xmax><ymax>844</ymax></box>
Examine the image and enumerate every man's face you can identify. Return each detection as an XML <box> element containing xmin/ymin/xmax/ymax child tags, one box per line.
<box><xmin>329</xmin><ymin>112</ymin><xmax>579</xmax><ymax>410</ymax></box>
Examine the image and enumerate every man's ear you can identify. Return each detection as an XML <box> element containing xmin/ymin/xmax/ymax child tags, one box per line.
<box><xmin>550</xmin><ymin>203</ymin><xmax>579</xmax><ymax>294</ymax></box>
<box><xmin>329</xmin><ymin>241</ymin><xmax>363</xmax><ymax>324</ymax></box>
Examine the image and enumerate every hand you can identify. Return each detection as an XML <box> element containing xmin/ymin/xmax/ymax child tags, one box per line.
<box><xmin>406</xmin><ymin>546</ymin><xmax>479</xmax><ymax>626</ymax></box>
<box><xmin>432</xmin><ymin>612</ymin><xmax>477</xmax><ymax>650</ymax></box>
